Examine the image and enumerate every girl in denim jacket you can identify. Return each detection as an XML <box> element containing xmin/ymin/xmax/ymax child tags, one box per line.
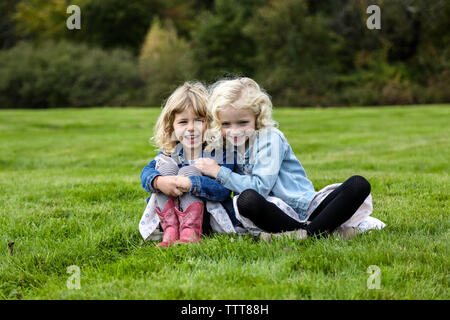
<box><xmin>139</xmin><ymin>82</ymin><xmax>236</xmax><ymax>247</ymax></box>
<box><xmin>195</xmin><ymin>77</ymin><xmax>385</xmax><ymax>239</ymax></box>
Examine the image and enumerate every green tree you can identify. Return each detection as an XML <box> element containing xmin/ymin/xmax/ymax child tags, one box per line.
<box><xmin>14</xmin><ymin>0</ymin><xmax>70</xmax><ymax>42</ymax></box>
<box><xmin>139</xmin><ymin>19</ymin><xmax>195</xmax><ymax>105</ymax></box>
<box><xmin>13</xmin><ymin>0</ymin><xmax>213</xmax><ymax>54</ymax></box>
<box><xmin>0</xmin><ymin>0</ymin><xmax>22</xmax><ymax>49</ymax></box>
<box><xmin>245</xmin><ymin>0</ymin><xmax>346</xmax><ymax>106</ymax></box>
<box><xmin>191</xmin><ymin>0</ymin><xmax>265</xmax><ymax>82</ymax></box>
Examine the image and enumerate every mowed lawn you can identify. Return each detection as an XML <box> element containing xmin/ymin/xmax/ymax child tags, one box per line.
<box><xmin>0</xmin><ymin>105</ymin><xmax>448</xmax><ymax>300</ymax></box>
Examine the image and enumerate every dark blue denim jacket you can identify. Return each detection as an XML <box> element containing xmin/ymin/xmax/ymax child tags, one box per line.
<box><xmin>140</xmin><ymin>146</ymin><xmax>235</xmax><ymax>203</ymax></box>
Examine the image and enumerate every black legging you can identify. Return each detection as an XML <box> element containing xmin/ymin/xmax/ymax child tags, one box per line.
<box><xmin>236</xmin><ymin>175</ymin><xmax>371</xmax><ymax>237</ymax></box>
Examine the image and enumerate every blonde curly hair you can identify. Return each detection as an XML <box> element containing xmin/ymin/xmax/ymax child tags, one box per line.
<box><xmin>205</xmin><ymin>77</ymin><xmax>276</xmax><ymax>152</ymax></box>
<box><xmin>152</xmin><ymin>81</ymin><xmax>209</xmax><ymax>155</ymax></box>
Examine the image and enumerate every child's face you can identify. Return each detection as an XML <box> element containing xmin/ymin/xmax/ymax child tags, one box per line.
<box><xmin>173</xmin><ymin>106</ymin><xmax>206</xmax><ymax>149</ymax></box>
<box><xmin>217</xmin><ymin>106</ymin><xmax>256</xmax><ymax>147</ymax></box>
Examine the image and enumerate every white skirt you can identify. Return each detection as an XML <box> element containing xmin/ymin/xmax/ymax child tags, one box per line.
<box><xmin>232</xmin><ymin>183</ymin><xmax>386</xmax><ymax>236</ymax></box>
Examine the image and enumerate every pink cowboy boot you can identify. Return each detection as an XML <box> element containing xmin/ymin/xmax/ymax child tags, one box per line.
<box><xmin>155</xmin><ymin>198</ymin><xmax>180</xmax><ymax>247</ymax></box>
<box><xmin>175</xmin><ymin>202</ymin><xmax>204</xmax><ymax>244</ymax></box>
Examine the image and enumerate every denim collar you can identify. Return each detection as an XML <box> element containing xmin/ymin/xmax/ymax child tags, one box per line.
<box><xmin>172</xmin><ymin>142</ymin><xmax>206</xmax><ymax>165</ymax></box>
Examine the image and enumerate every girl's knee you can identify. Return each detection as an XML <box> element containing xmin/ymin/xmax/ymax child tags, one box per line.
<box><xmin>155</xmin><ymin>156</ymin><xmax>179</xmax><ymax>176</ymax></box>
<box><xmin>178</xmin><ymin>165</ymin><xmax>201</xmax><ymax>177</ymax></box>
<box><xmin>237</xmin><ymin>189</ymin><xmax>262</xmax><ymax>218</ymax></box>
<box><xmin>348</xmin><ymin>175</ymin><xmax>371</xmax><ymax>197</ymax></box>
<box><xmin>238</xmin><ymin>189</ymin><xmax>261</xmax><ymax>206</ymax></box>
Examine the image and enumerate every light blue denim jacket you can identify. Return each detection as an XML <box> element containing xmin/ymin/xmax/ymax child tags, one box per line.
<box><xmin>216</xmin><ymin>127</ymin><xmax>317</xmax><ymax>220</ymax></box>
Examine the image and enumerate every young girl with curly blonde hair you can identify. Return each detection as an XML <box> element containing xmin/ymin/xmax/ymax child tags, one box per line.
<box><xmin>139</xmin><ymin>82</ymin><xmax>236</xmax><ymax>247</ymax></box>
<box><xmin>195</xmin><ymin>77</ymin><xmax>384</xmax><ymax>239</ymax></box>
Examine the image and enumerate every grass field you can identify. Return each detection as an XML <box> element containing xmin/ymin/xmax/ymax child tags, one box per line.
<box><xmin>0</xmin><ymin>105</ymin><xmax>448</xmax><ymax>300</ymax></box>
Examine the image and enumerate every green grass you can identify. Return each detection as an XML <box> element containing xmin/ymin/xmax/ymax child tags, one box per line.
<box><xmin>0</xmin><ymin>104</ymin><xmax>449</xmax><ymax>300</ymax></box>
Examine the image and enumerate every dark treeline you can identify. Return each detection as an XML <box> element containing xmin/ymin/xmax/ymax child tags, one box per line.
<box><xmin>0</xmin><ymin>0</ymin><xmax>449</xmax><ymax>108</ymax></box>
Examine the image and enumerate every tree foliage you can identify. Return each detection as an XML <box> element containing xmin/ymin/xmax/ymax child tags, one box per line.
<box><xmin>2</xmin><ymin>0</ymin><xmax>449</xmax><ymax>108</ymax></box>
<box><xmin>139</xmin><ymin>19</ymin><xmax>195</xmax><ymax>105</ymax></box>
<box><xmin>191</xmin><ymin>0</ymin><xmax>264</xmax><ymax>82</ymax></box>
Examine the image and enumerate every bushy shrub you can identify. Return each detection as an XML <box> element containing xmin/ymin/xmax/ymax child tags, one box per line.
<box><xmin>422</xmin><ymin>68</ymin><xmax>450</xmax><ymax>103</ymax></box>
<box><xmin>0</xmin><ymin>41</ymin><xmax>145</xmax><ymax>108</ymax></box>
<box><xmin>139</xmin><ymin>19</ymin><xmax>195</xmax><ymax>105</ymax></box>
<box><xmin>381</xmin><ymin>80</ymin><xmax>415</xmax><ymax>105</ymax></box>
<box><xmin>337</xmin><ymin>83</ymin><xmax>383</xmax><ymax>107</ymax></box>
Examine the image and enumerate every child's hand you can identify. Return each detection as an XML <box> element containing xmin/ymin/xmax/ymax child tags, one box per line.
<box><xmin>155</xmin><ymin>176</ymin><xmax>184</xmax><ymax>197</ymax></box>
<box><xmin>195</xmin><ymin>158</ymin><xmax>221</xmax><ymax>178</ymax></box>
<box><xmin>175</xmin><ymin>176</ymin><xmax>192</xmax><ymax>193</ymax></box>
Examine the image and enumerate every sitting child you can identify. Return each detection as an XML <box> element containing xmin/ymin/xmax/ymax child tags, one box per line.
<box><xmin>139</xmin><ymin>82</ymin><xmax>237</xmax><ymax>247</ymax></box>
<box><xmin>195</xmin><ymin>77</ymin><xmax>385</xmax><ymax>239</ymax></box>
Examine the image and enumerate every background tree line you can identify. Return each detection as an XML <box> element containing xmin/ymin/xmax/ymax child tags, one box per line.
<box><xmin>0</xmin><ymin>0</ymin><xmax>449</xmax><ymax>108</ymax></box>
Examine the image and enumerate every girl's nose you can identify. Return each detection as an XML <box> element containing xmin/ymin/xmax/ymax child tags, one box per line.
<box><xmin>229</xmin><ymin>127</ymin><xmax>241</xmax><ymax>136</ymax></box>
<box><xmin>187</xmin><ymin>121</ymin><xmax>195</xmax><ymax>131</ymax></box>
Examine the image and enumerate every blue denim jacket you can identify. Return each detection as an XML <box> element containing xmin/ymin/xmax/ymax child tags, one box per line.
<box><xmin>215</xmin><ymin>127</ymin><xmax>317</xmax><ymax>220</ymax></box>
<box><xmin>140</xmin><ymin>145</ymin><xmax>235</xmax><ymax>203</ymax></box>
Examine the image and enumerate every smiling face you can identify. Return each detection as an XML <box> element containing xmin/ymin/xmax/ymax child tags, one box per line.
<box><xmin>173</xmin><ymin>106</ymin><xmax>206</xmax><ymax>149</ymax></box>
<box><xmin>217</xmin><ymin>106</ymin><xmax>256</xmax><ymax>147</ymax></box>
